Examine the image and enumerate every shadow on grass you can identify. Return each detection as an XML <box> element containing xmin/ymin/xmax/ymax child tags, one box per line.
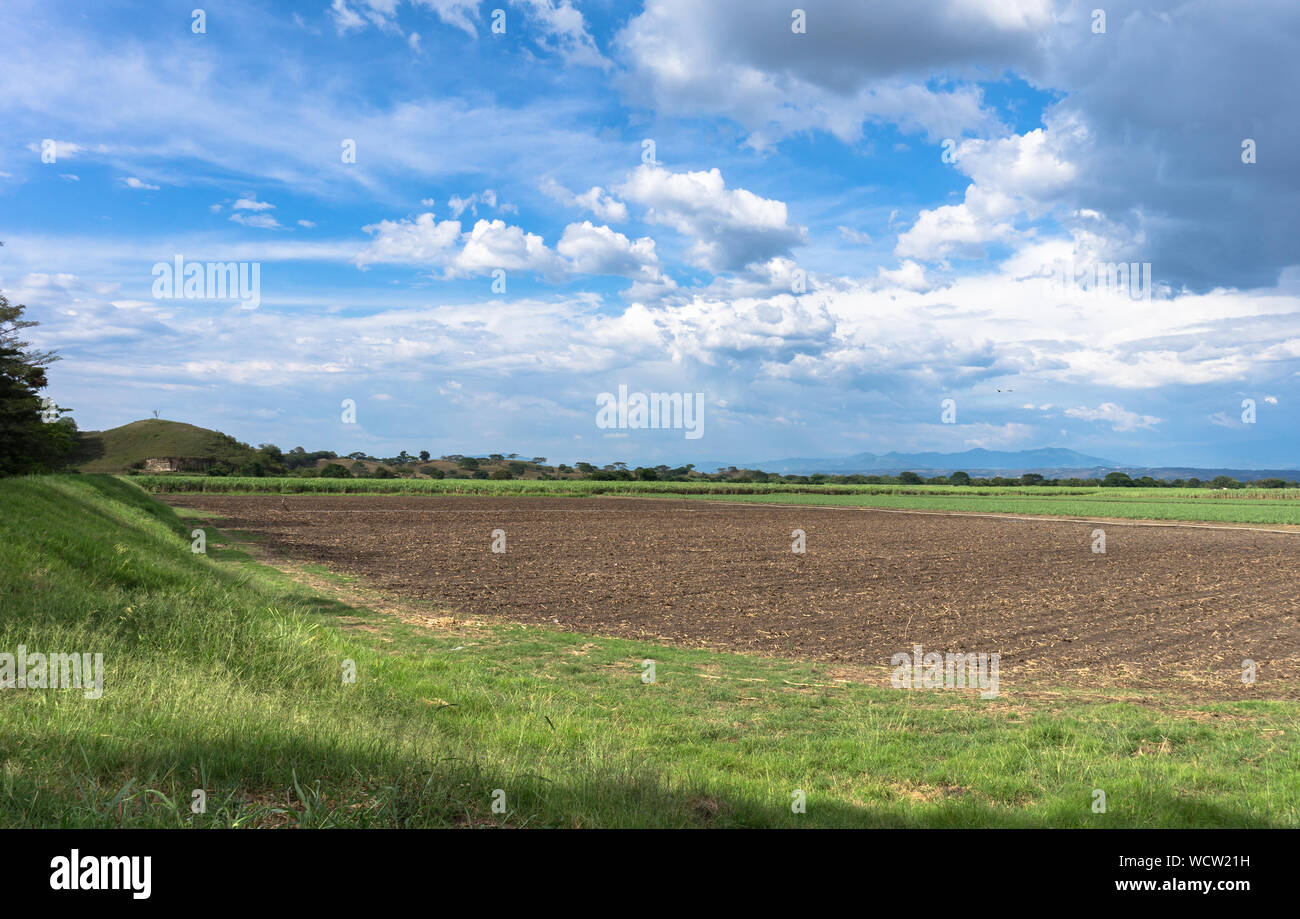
<box><xmin>3</xmin><ymin>725</ymin><xmax>1282</xmax><ymax>829</ymax></box>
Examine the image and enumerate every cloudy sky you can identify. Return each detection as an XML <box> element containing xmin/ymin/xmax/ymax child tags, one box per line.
<box><xmin>2</xmin><ymin>0</ymin><xmax>1298</xmax><ymax>467</ymax></box>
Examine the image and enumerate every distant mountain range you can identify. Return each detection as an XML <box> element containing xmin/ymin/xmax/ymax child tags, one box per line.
<box><xmin>701</xmin><ymin>448</ymin><xmax>1300</xmax><ymax>481</ymax></box>
<box><xmin>80</xmin><ymin>421</ymin><xmax>1300</xmax><ymax>483</ymax></box>
<box><xmin>705</xmin><ymin>448</ymin><xmax>1116</xmax><ymax>476</ymax></box>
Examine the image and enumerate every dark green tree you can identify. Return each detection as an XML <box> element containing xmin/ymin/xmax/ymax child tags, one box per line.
<box><xmin>0</xmin><ymin>291</ymin><xmax>76</xmax><ymax>475</ymax></box>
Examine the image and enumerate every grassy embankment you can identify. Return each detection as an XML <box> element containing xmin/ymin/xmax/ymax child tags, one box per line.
<box><xmin>3</xmin><ymin>475</ymin><xmax>1296</xmax><ymax>827</ymax></box>
<box><xmin>134</xmin><ymin>474</ymin><xmax>1300</xmax><ymax>525</ymax></box>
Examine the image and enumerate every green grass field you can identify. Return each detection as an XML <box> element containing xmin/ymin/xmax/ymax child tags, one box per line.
<box><xmin>3</xmin><ymin>475</ymin><xmax>1297</xmax><ymax>827</ymax></box>
<box><xmin>631</xmin><ymin>489</ymin><xmax>1300</xmax><ymax>525</ymax></box>
<box><xmin>133</xmin><ymin>474</ymin><xmax>1300</xmax><ymax>525</ymax></box>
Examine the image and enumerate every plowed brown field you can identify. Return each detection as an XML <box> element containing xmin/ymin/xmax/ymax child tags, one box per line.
<box><xmin>166</xmin><ymin>495</ymin><xmax>1300</xmax><ymax>695</ymax></box>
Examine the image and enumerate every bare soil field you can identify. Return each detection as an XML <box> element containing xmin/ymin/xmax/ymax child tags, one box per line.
<box><xmin>165</xmin><ymin>495</ymin><xmax>1300</xmax><ymax>696</ymax></box>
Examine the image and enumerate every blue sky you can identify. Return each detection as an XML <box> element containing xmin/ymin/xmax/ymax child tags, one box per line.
<box><xmin>2</xmin><ymin>0</ymin><xmax>1298</xmax><ymax>468</ymax></box>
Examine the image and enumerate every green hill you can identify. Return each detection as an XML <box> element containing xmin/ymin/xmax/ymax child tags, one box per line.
<box><xmin>75</xmin><ymin>419</ymin><xmax>254</xmax><ymax>473</ymax></box>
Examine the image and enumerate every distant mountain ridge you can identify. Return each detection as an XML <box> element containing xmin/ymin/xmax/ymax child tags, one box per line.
<box><xmin>74</xmin><ymin>421</ymin><xmax>1300</xmax><ymax>483</ymax></box>
<box><xmin>710</xmin><ymin>447</ymin><xmax>1119</xmax><ymax>476</ymax></box>
<box><xmin>698</xmin><ymin>448</ymin><xmax>1300</xmax><ymax>481</ymax></box>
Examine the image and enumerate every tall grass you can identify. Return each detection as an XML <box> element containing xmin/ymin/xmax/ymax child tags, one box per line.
<box><xmin>133</xmin><ymin>475</ymin><xmax>1103</xmax><ymax>497</ymax></box>
<box><xmin>0</xmin><ymin>476</ymin><xmax>416</xmax><ymax>825</ymax></box>
<box><xmin>130</xmin><ymin>475</ymin><xmax>1300</xmax><ymax>524</ymax></box>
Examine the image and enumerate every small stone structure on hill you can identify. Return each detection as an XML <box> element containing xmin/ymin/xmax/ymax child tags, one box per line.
<box><xmin>142</xmin><ymin>457</ymin><xmax>213</xmax><ymax>473</ymax></box>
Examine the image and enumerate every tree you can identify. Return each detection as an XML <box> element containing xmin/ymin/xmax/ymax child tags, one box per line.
<box><xmin>245</xmin><ymin>444</ymin><xmax>286</xmax><ymax>475</ymax></box>
<box><xmin>283</xmin><ymin>448</ymin><xmax>335</xmax><ymax>471</ymax></box>
<box><xmin>1020</xmin><ymin>472</ymin><xmax>1044</xmax><ymax>486</ymax></box>
<box><xmin>949</xmin><ymin>470</ymin><xmax>971</xmax><ymax>486</ymax></box>
<box><xmin>319</xmin><ymin>462</ymin><xmax>352</xmax><ymax>478</ymax></box>
<box><xmin>899</xmin><ymin>471</ymin><xmax>923</xmax><ymax>484</ymax></box>
<box><xmin>0</xmin><ymin>291</ymin><xmax>76</xmax><ymax>475</ymax></box>
<box><xmin>457</xmin><ymin>456</ymin><xmax>480</xmax><ymax>470</ymax></box>
<box><xmin>419</xmin><ymin>450</ymin><xmax>430</xmax><ymax>462</ymax></box>
<box><xmin>1103</xmin><ymin>472</ymin><xmax>1135</xmax><ymax>487</ymax></box>
<box><xmin>531</xmin><ymin>457</ymin><xmax>546</xmax><ymax>464</ymax></box>
<box><xmin>238</xmin><ymin>458</ymin><xmax>269</xmax><ymax>477</ymax></box>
